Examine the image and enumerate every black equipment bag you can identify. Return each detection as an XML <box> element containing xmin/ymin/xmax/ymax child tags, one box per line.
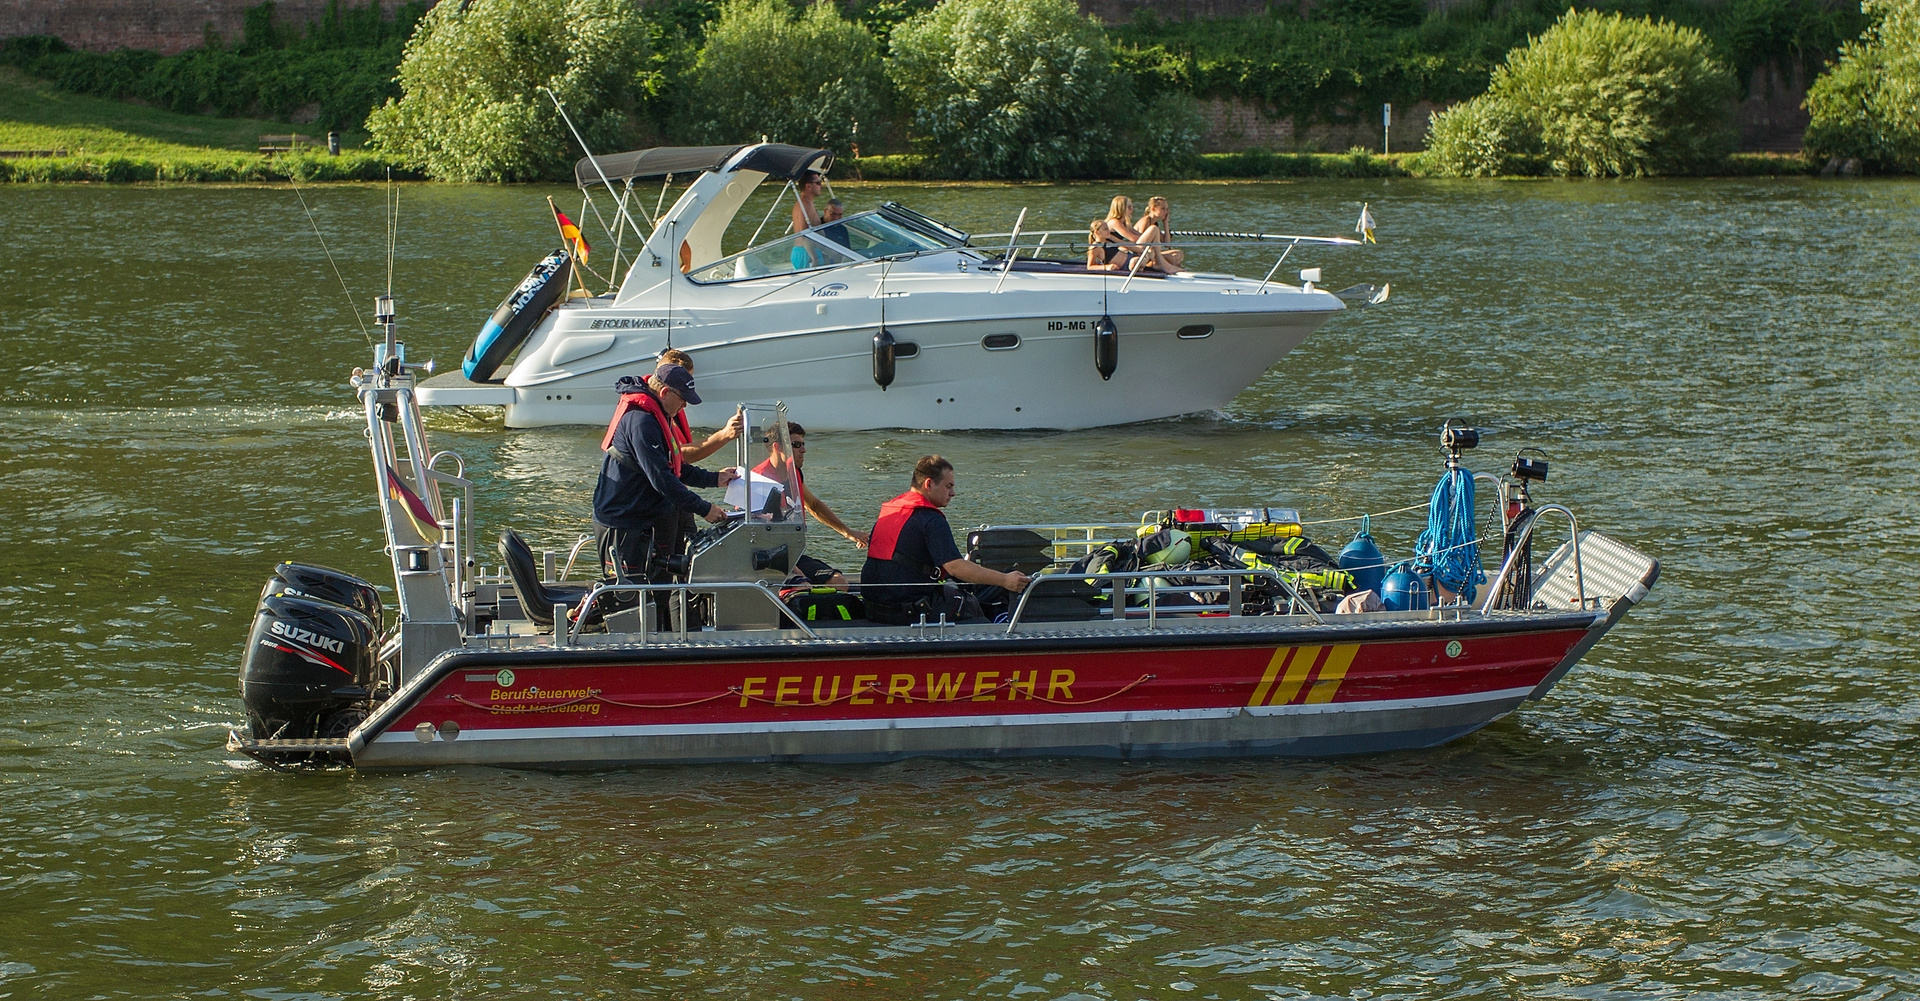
<box><xmin>783</xmin><ymin>588</ymin><xmax>865</xmax><ymax>625</ymax></box>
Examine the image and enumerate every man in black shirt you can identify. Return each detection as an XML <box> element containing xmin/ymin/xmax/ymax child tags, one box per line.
<box><xmin>861</xmin><ymin>455</ymin><xmax>1029</xmax><ymax>622</ymax></box>
<box><xmin>592</xmin><ymin>363</ymin><xmax>738</xmax><ymax>584</ymax></box>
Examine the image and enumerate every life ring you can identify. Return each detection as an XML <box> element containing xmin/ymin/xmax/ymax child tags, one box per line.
<box><xmin>463</xmin><ymin>249</ymin><xmax>572</xmax><ymax>382</ymax></box>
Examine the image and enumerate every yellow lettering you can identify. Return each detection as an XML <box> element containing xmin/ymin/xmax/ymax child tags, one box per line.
<box><xmin>775</xmin><ymin>676</ymin><xmax>802</xmax><ymax>706</ymax></box>
<box><xmin>886</xmin><ymin>673</ymin><xmax>915</xmax><ymax>704</ymax></box>
<box><xmin>850</xmin><ymin>674</ymin><xmax>878</xmax><ymax>705</ymax></box>
<box><xmin>971</xmin><ymin>671</ymin><xmax>1001</xmax><ymax>701</ymax></box>
<box><xmin>1009</xmin><ymin>671</ymin><xmax>1036</xmax><ymax>700</ymax></box>
<box><xmin>926</xmin><ymin>672</ymin><xmax>966</xmax><ymax>701</ymax></box>
<box><xmin>740</xmin><ymin>677</ymin><xmax>767</xmax><ymax>707</ymax></box>
<box><xmin>1047</xmin><ymin>669</ymin><xmax>1076</xmax><ymax>700</ymax></box>
<box><xmin>812</xmin><ymin>675</ymin><xmax>843</xmax><ymax>705</ymax></box>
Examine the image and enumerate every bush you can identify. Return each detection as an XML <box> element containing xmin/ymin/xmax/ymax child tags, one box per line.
<box><xmin>886</xmin><ymin>0</ymin><xmax>1123</xmax><ymax>178</ymax></box>
<box><xmin>366</xmin><ymin>0</ymin><xmax>649</xmax><ymax>181</ymax></box>
<box><xmin>1424</xmin><ymin>10</ymin><xmax>1737</xmax><ymax>177</ymax></box>
<box><xmin>1804</xmin><ymin>0</ymin><xmax>1920</xmax><ymax>172</ymax></box>
<box><xmin>1423</xmin><ymin>93</ymin><xmax>1546</xmax><ymax>176</ymax></box>
<box><xmin>679</xmin><ymin>0</ymin><xmax>886</xmax><ymax>152</ymax></box>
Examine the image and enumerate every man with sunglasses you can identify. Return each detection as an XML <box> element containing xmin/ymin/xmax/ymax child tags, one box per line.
<box><xmin>593</xmin><ymin>363</ymin><xmax>739</xmax><ymax>587</ymax></box>
<box><xmin>752</xmin><ymin>421</ymin><xmax>866</xmax><ymax>589</ymax></box>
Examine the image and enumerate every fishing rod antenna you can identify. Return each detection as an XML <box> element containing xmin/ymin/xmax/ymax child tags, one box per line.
<box><xmin>287</xmin><ymin>174</ymin><xmax>372</xmax><ymax>346</ymax></box>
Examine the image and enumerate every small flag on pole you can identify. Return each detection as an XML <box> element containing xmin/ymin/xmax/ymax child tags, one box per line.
<box><xmin>552</xmin><ymin>203</ymin><xmax>590</xmax><ymax>262</ymax></box>
<box><xmin>384</xmin><ymin>464</ymin><xmax>442</xmax><ymax>542</ymax></box>
<box><xmin>1355</xmin><ymin>202</ymin><xmax>1377</xmax><ymax>244</ymax></box>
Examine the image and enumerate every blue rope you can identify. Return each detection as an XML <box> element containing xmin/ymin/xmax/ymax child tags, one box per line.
<box><xmin>1415</xmin><ymin>466</ymin><xmax>1484</xmax><ymax>602</ymax></box>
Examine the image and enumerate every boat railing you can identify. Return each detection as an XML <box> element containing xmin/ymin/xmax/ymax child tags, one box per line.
<box><xmin>1005</xmin><ymin>567</ymin><xmax>1324</xmax><ymax>634</ymax></box>
<box><xmin>1479</xmin><ymin>504</ymin><xmax>1585</xmax><ymax>614</ymax></box>
<box><xmin>558</xmin><ymin>581</ymin><xmax>820</xmax><ymax>644</ymax></box>
<box><xmin>981</xmin><ymin>523</ymin><xmax>1142</xmax><ymax>561</ymax></box>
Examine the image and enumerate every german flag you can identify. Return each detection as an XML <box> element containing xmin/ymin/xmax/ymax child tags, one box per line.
<box><xmin>384</xmin><ymin>464</ymin><xmax>442</xmax><ymax>543</ymax></box>
<box><xmin>552</xmin><ymin>202</ymin><xmax>590</xmax><ymax>263</ymax></box>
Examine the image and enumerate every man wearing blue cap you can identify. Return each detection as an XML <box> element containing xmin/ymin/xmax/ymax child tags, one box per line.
<box><xmin>593</xmin><ymin>362</ymin><xmax>739</xmax><ymax>586</ymax></box>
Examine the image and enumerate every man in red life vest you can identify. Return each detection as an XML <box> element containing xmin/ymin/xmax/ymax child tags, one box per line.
<box><xmin>752</xmin><ymin>421</ymin><xmax>867</xmax><ymax>590</ymax></box>
<box><xmin>860</xmin><ymin>455</ymin><xmax>1029</xmax><ymax>624</ymax></box>
<box><xmin>592</xmin><ymin>363</ymin><xmax>738</xmax><ymax>585</ymax></box>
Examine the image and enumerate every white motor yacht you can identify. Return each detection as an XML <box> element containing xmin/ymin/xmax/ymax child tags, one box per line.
<box><xmin>415</xmin><ymin>143</ymin><xmax>1384</xmax><ymax>431</ymax></box>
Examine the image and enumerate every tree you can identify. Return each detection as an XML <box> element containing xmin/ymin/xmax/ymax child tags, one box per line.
<box><xmin>679</xmin><ymin>0</ymin><xmax>886</xmax><ymax>153</ymax></box>
<box><xmin>886</xmin><ymin>0</ymin><xmax>1120</xmax><ymax>179</ymax></box>
<box><xmin>1804</xmin><ymin>0</ymin><xmax>1920</xmax><ymax>172</ymax></box>
<box><xmin>1424</xmin><ymin>9</ymin><xmax>1738</xmax><ymax>177</ymax></box>
<box><xmin>366</xmin><ymin>0</ymin><xmax>650</xmax><ymax>182</ymax></box>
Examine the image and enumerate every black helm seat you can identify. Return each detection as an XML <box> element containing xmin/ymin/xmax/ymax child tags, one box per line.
<box><xmin>498</xmin><ymin>530</ymin><xmax>601</xmax><ymax>629</ymax></box>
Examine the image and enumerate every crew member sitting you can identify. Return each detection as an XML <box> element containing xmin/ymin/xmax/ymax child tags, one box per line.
<box><xmin>860</xmin><ymin>455</ymin><xmax>1030</xmax><ymax>624</ymax></box>
<box><xmin>592</xmin><ymin>363</ymin><xmax>739</xmax><ymax>590</ymax></box>
<box><xmin>753</xmin><ymin>421</ymin><xmax>868</xmax><ymax>590</ymax></box>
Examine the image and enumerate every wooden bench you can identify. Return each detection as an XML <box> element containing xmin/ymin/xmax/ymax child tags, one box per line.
<box><xmin>258</xmin><ymin>134</ymin><xmax>317</xmax><ymax>156</ymax></box>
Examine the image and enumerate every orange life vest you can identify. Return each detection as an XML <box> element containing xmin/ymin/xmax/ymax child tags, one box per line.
<box><xmin>867</xmin><ymin>490</ymin><xmax>941</xmax><ymax>562</ymax></box>
<box><xmin>600</xmin><ymin>388</ymin><xmax>681</xmax><ymax>476</ymax></box>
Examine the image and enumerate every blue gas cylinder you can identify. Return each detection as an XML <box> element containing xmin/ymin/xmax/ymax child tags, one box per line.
<box><xmin>1380</xmin><ymin>566</ymin><xmax>1431</xmax><ymax>611</ymax></box>
<box><xmin>1338</xmin><ymin>515</ymin><xmax>1387</xmax><ymax>596</ymax></box>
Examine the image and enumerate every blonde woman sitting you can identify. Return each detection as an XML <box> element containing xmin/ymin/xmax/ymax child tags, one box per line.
<box><xmin>1134</xmin><ymin>195</ymin><xmax>1186</xmax><ymax>271</ymax></box>
<box><xmin>1104</xmin><ymin>195</ymin><xmax>1179</xmax><ymax>274</ymax></box>
<box><xmin>1086</xmin><ymin>220</ymin><xmax>1131</xmax><ymax>271</ymax></box>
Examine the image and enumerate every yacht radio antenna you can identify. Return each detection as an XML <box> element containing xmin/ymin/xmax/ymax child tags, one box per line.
<box><xmin>286</xmin><ymin>174</ymin><xmax>371</xmax><ymax>345</ymax></box>
<box><xmin>538</xmin><ymin>87</ymin><xmax>647</xmax><ymax>247</ymax></box>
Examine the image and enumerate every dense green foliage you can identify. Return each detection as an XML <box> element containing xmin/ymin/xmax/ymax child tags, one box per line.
<box><xmin>1425</xmin><ymin>10</ymin><xmax>1738</xmax><ymax>176</ymax></box>
<box><xmin>366</xmin><ymin>0</ymin><xmax>650</xmax><ymax>181</ymax></box>
<box><xmin>1111</xmin><ymin>0</ymin><xmax>1862</xmax><ymax>131</ymax></box>
<box><xmin>887</xmin><ymin>0</ymin><xmax>1120</xmax><ymax>178</ymax></box>
<box><xmin>1803</xmin><ymin>0</ymin><xmax>1920</xmax><ymax>171</ymax></box>
<box><xmin>0</xmin><ymin>1</ymin><xmax>423</xmax><ymax>132</ymax></box>
<box><xmin>678</xmin><ymin>0</ymin><xmax>886</xmax><ymax>151</ymax></box>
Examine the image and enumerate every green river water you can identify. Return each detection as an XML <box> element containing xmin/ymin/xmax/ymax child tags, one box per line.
<box><xmin>1</xmin><ymin>177</ymin><xmax>1917</xmax><ymax>999</ymax></box>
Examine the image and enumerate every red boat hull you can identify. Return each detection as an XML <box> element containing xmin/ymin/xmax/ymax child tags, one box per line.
<box><xmin>351</xmin><ymin>613</ymin><xmax>1613</xmax><ymax>767</ymax></box>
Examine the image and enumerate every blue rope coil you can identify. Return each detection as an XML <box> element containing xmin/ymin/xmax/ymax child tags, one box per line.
<box><xmin>1415</xmin><ymin>466</ymin><xmax>1485</xmax><ymax>602</ymax></box>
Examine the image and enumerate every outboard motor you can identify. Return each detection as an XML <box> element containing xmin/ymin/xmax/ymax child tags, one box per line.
<box><xmin>259</xmin><ymin>561</ymin><xmax>383</xmax><ymax>625</ymax></box>
<box><xmin>239</xmin><ymin>594</ymin><xmax>377</xmax><ymax>740</ymax></box>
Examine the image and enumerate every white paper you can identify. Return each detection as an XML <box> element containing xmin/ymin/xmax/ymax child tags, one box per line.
<box><xmin>723</xmin><ymin>467</ymin><xmax>787</xmax><ymax>513</ymax></box>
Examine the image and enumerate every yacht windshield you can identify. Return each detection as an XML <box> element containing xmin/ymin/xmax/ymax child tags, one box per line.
<box><xmin>689</xmin><ymin>209</ymin><xmax>959</xmax><ymax>284</ymax></box>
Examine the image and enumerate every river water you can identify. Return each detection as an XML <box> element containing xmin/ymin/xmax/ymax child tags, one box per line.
<box><xmin>1</xmin><ymin>177</ymin><xmax>1916</xmax><ymax>999</ymax></box>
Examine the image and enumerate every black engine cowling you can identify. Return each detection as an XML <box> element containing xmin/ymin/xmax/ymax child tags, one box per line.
<box><xmin>259</xmin><ymin>561</ymin><xmax>383</xmax><ymax>625</ymax></box>
<box><xmin>240</xmin><ymin>594</ymin><xmax>377</xmax><ymax>740</ymax></box>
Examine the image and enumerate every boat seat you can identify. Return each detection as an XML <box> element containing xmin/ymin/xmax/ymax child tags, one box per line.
<box><xmin>498</xmin><ymin>529</ymin><xmax>601</xmax><ymax>629</ymax></box>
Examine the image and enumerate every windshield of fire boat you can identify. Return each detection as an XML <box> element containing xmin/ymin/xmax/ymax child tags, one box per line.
<box><xmin>689</xmin><ymin>209</ymin><xmax>960</xmax><ymax>284</ymax></box>
<box><xmin>729</xmin><ymin>405</ymin><xmax>804</xmax><ymax>524</ymax></box>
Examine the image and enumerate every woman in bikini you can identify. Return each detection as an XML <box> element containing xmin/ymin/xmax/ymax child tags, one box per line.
<box><xmin>788</xmin><ymin>172</ymin><xmax>826</xmax><ymax>270</ymax></box>
<box><xmin>1103</xmin><ymin>195</ymin><xmax>1178</xmax><ymax>274</ymax></box>
<box><xmin>1134</xmin><ymin>196</ymin><xmax>1185</xmax><ymax>271</ymax></box>
<box><xmin>1086</xmin><ymin>220</ymin><xmax>1131</xmax><ymax>271</ymax></box>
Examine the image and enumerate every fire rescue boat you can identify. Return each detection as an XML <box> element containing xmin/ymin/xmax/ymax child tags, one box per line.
<box><xmin>227</xmin><ymin>304</ymin><xmax>1658</xmax><ymax>770</ymax></box>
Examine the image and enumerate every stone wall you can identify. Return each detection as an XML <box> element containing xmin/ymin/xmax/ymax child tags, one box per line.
<box><xmin>0</xmin><ymin>0</ymin><xmax>389</xmax><ymax>54</ymax></box>
<box><xmin>1200</xmin><ymin>97</ymin><xmax>1444</xmax><ymax>153</ymax></box>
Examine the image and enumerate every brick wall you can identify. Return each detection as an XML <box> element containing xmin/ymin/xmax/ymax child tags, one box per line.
<box><xmin>0</xmin><ymin>0</ymin><xmax>396</xmax><ymax>55</ymax></box>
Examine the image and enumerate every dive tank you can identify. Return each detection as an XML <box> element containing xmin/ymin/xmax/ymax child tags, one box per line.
<box><xmin>1337</xmin><ymin>515</ymin><xmax>1387</xmax><ymax>596</ymax></box>
<box><xmin>239</xmin><ymin>593</ymin><xmax>377</xmax><ymax>740</ymax></box>
<box><xmin>259</xmin><ymin>561</ymin><xmax>383</xmax><ymax>625</ymax></box>
<box><xmin>1379</xmin><ymin>565</ymin><xmax>1431</xmax><ymax>612</ymax></box>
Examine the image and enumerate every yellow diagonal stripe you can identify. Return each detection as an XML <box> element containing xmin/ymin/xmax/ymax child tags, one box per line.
<box><xmin>1248</xmin><ymin>647</ymin><xmax>1291</xmax><ymax>706</ymax></box>
<box><xmin>1267</xmin><ymin>645</ymin><xmax>1322</xmax><ymax>706</ymax></box>
<box><xmin>1304</xmin><ymin>643</ymin><xmax>1361</xmax><ymax>704</ymax></box>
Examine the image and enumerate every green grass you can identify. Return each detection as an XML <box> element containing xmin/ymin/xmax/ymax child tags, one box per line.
<box><xmin>0</xmin><ymin>68</ymin><xmax>409</xmax><ymax>181</ymax></box>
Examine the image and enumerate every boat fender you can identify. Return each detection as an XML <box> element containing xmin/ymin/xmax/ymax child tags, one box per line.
<box><xmin>463</xmin><ymin>249</ymin><xmax>572</xmax><ymax>382</ymax></box>
<box><xmin>1094</xmin><ymin>316</ymin><xmax>1118</xmax><ymax>381</ymax></box>
<box><xmin>1380</xmin><ymin>564</ymin><xmax>1431</xmax><ymax>612</ymax></box>
<box><xmin>873</xmin><ymin>329</ymin><xmax>897</xmax><ymax>389</ymax></box>
<box><xmin>1337</xmin><ymin>514</ymin><xmax>1388</xmax><ymax>596</ymax></box>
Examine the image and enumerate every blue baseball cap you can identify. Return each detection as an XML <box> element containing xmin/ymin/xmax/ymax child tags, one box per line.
<box><xmin>654</xmin><ymin>363</ymin><xmax>701</xmax><ymax>406</ymax></box>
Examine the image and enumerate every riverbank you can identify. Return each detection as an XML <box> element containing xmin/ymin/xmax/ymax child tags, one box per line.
<box><xmin>0</xmin><ymin>68</ymin><xmax>1820</xmax><ymax>184</ymax></box>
